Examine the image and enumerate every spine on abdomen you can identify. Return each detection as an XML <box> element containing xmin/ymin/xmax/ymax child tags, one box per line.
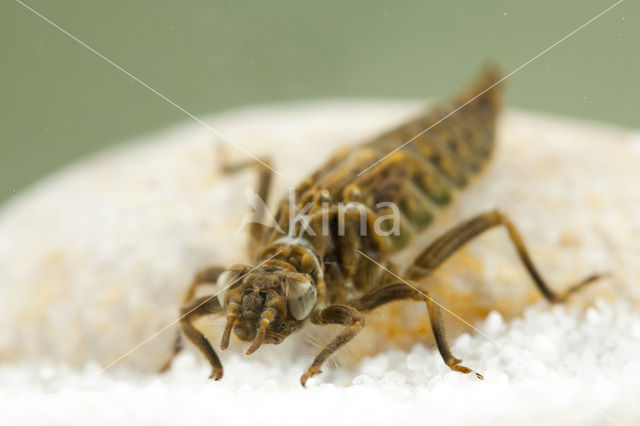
<box><xmin>264</xmin><ymin>67</ymin><xmax>504</xmax><ymax>259</ymax></box>
<box><xmin>370</xmin><ymin>66</ymin><xmax>502</xmax><ymax>191</ymax></box>
<box><xmin>360</xmin><ymin>67</ymin><xmax>503</xmax><ymax>250</ymax></box>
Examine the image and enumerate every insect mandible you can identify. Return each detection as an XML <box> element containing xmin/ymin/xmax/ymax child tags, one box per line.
<box><xmin>159</xmin><ymin>66</ymin><xmax>601</xmax><ymax>386</ymax></box>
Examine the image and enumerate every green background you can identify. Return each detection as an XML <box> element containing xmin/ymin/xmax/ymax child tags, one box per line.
<box><xmin>1</xmin><ymin>0</ymin><xmax>637</xmax><ymax>205</ymax></box>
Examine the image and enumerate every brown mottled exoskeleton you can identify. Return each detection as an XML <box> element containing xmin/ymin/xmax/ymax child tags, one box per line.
<box><xmin>159</xmin><ymin>67</ymin><xmax>601</xmax><ymax>386</ymax></box>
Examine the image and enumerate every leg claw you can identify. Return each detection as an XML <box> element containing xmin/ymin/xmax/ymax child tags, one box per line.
<box><xmin>209</xmin><ymin>368</ymin><xmax>223</xmax><ymax>381</ymax></box>
<box><xmin>300</xmin><ymin>366</ymin><xmax>322</xmax><ymax>387</ymax></box>
<box><xmin>447</xmin><ymin>358</ymin><xmax>482</xmax><ymax>379</ymax></box>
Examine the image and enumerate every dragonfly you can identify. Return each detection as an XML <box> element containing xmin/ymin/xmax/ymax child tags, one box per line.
<box><xmin>159</xmin><ymin>66</ymin><xmax>600</xmax><ymax>386</ymax></box>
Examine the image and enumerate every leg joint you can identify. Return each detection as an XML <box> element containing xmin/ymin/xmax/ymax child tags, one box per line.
<box><xmin>351</xmin><ymin>315</ymin><xmax>365</xmax><ymax>328</ymax></box>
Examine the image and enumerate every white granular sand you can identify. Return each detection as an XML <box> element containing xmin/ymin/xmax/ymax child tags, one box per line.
<box><xmin>1</xmin><ymin>101</ymin><xmax>639</xmax><ymax>425</ymax></box>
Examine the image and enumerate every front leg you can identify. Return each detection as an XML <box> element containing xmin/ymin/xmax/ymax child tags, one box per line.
<box><xmin>179</xmin><ymin>295</ymin><xmax>226</xmax><ymax>380</ymax></box>
<box><xmin>300</xmin><ymin>305</ymin><xmax>364</xmax><ymax>387</ymax></box>
<box><xmin>159</xmin><ymin>266</ymin><xmax>226</xmax><ymax>373</ymax></box>
<box><xmin>350</xmin><ymin>282</ymin><xmax>482</xmax><ymax>379</ymax></box>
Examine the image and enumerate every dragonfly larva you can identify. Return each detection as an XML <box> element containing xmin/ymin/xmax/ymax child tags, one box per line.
<box><xmin>159</xmin><ymin>66</ymin><xmax>601</xmax><ymax>386</ymax></box>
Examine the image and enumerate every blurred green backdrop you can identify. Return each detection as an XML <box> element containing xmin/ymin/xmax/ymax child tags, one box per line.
<box><xmin>1</xmin><ymin>0</ymin><xmax>637</xmax><ymax>205</ymax></box>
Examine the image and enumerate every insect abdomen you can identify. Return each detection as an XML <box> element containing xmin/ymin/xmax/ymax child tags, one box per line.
<box><xmin>367</xmin><ymin>66</ymin><xmax>502</xmax><ymax>192</ymax></box>
<box><xmin>263</xmin><ymin>67</ymin><xmax>503</xmax><ymax>296</ymax></box>
<box><xmin>353</xmin><ymin>67</ymin><xmax>503</xmax><ymax>246</ymax></box>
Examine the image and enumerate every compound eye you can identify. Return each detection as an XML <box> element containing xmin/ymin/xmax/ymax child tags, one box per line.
<box><xmin>284</xmin><ymin>273</ymin><xmax>317</xmax><ymax>320</ymax></box>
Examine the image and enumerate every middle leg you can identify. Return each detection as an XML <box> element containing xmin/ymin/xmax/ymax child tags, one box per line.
<box><xmin>219</xmin><ymin>156</ymin><xmax>274</xmax><ymax>258</ymax></box>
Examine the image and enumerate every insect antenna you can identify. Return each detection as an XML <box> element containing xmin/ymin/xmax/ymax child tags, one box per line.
<box><xmin>246</xmin><ymin>307</ymin><xmax>276</xmax><ymax>355</ymax></box>
<box><xmin>220</xmin><ymin>302</ymin><xmax>239</xmax><ymax>350</ymax></box>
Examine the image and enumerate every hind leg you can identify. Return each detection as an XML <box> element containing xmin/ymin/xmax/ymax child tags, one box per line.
<box><xmin>406</xmin><ymin>210</ymin><xmax>601</xmax><ymax>302</ymax></box>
